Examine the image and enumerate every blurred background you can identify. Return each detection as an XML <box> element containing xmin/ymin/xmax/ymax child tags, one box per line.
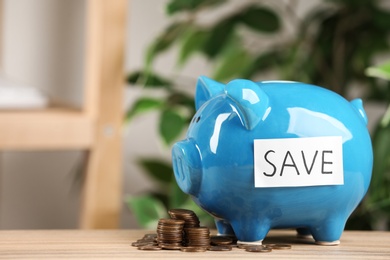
<box><xmin>1</xmin><ymin>0</ymin><xmax>390</xmax><ymax>230</ymax></box>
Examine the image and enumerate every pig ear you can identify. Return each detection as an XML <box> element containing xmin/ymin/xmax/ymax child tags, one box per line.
<box><xmin>350</xmin><ymin>98</ymin><xmax>368</xmax><ymax>125</ymax></box>
<box><xmin>225</xmin><ymin>79</ymin><xmax>270</xmax><ymax>130</ymax></box>
<box><xmin>195</xmin><ymin>76</ymin><xmax>225</xmax><ymax>110</ymax></box>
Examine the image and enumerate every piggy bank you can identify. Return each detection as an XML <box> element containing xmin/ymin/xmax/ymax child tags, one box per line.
<box><xmin>172</xmin><ymin>76</ymin><xmax>372</xmax><ymax>245</ymax></box>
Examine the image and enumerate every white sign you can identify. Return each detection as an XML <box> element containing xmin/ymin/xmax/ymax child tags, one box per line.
<box><xmin>254</xmin><ymin>136</ymin><xmax>343</xmax><ymax>188</ymax></box>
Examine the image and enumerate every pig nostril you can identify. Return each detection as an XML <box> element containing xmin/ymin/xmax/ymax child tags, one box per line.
<box><xmin>179</xmin><ymin>157</ymin><xmax>187</xmax><ymax>182</ymax></box>
<box><xmin>173</xmin><ymin>156</ymin><xmax>185</xmax><ymax>182</ymax></box>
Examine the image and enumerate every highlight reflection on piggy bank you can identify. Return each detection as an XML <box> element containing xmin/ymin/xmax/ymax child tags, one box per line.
<box><xmin>172</xmin><ymin>76</ymin><xmax>372</xmax><ymax>245</ymax></box>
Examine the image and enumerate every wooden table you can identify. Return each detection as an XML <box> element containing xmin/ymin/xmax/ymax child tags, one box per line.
<box><xmin>0</xmin><ymin>229</ymin><xmax>389</xmax><ymax>259</ymax></box>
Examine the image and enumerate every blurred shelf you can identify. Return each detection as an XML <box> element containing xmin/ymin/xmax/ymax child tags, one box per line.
<box><xmin>0</xmin><ymin>106</ymin><xmax>94</xmax><ymax>150</ymax></box>
<box><xmin>0</xmin><ymin>0</ymin><xmax>127</xmax><ymax>229</ymax></box>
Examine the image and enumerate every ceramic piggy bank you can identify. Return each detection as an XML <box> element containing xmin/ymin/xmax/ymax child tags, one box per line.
<box><xmin>172</xmin><ymin>76</ymin><xmax>373</xmax><ymax>245</ymax></box>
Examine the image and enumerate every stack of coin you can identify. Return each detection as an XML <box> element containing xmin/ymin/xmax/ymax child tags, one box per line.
<box><xmin>156</xmin><ymin>218</ymin><xmax>185</xmax><ymax>249</ymax></box>
<box><xmin>168</xmin><ymin>209</ymin><xmax>200</xmax><ymax>228</ymax></box>
<box><xmin>183</xmin><ymin>227</ymin><xmax>210</xmax><ymax>248</ymax></box>
<box><xmin>132</xmin><ymin>208</ymin><xmax>294</xmax><ymax>253</ymax></box>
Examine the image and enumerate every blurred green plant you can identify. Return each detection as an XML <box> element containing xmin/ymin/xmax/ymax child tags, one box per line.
<box><xmin>349</xmin><ymin>61</ymin><xmax>390</xmax><ymax>230</ymax></box>
<box><xmin>126</xmin><ymin>0</ymin><xmax>390</xmax><ymax>230</ymax></box>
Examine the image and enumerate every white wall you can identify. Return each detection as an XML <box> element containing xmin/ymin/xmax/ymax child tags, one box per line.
<box><xmin>0</xmin><ymin>0</ymin><xmax>386</xmax><ymax>229</ymax></box>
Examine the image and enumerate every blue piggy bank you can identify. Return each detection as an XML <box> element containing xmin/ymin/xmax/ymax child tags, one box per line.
<box><xmin>172</xmin><ymin>76</ymin><xmax>372</xmax><ymax>245</ymax></box>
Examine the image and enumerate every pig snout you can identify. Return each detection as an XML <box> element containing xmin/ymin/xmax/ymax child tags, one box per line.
<box><xmin>172</xmin><ymin>140</ymin><xmax>202</xmax><ymax>196</ymax></box>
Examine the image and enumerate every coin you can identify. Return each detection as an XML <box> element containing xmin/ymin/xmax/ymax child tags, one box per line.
<box><xmin>156</xmin><ymin>218</ymin><xmax>185</xmax><ymax>248</ymax></box>
<box><xmin>138</xmin><ymin>245</ymin><xmax>162</xmax><ymax>251</ymax></box>
<box><xmin>131</xmin><ymin>241</ymin><xmax>156</xmax><ymax>247</ymax></box>
<box><xmin>159</xmin><ymin>243</ymin><xmax>182</xmax><ymax>250</ymax></box>
<box><xmin>133</xmin><ymin>208</ymin><xmax>295</xmax><ymax>255</ymax></box>
<box><xmin>168</xmin><ymin>209</ymin><xmax>200</xmax><ymax>228</ymax></box>
<box><xmin>143</xmin><ymin>233</ymin><xmax>157</xmax><ymax>239</ymax></box>
<box><xmin>237</xmin><ymin>244</ymin><xmax>253</xmax><ymax>249</ymax></box>
<box><xmin>184</xmin><ymin>226</ymin><xmax>210</xmax><ymax>247</ymax></box>
<box><xmin>210</xmin><ymin>236</ymin><xmax>234</xmax><ymax>245</ymax></box>
<box><xmin>139</xmin><ymin>237</ymin><xmax>155</xmax><ymax>242</ymax></box>
<box><xmin>270</xmin><ymin>244</ymin><xmax>292</xmax><ymax>250</ymax></box>
<box><xmin>180</xmin><ymin>246</ymin><xmax>207</xmax><ymax>252</ymax></box>
<box><xmin>208</xmin><ymin>245</ymin><xmax>233</xmax><ymax>251</ymax></box>
<box><xmin>168</xmin><ymin>209</ymin><xmax>195</xmax><ymax>216</ymax></box>
<box><xmin>158</xmin><ymin>218</ymin><xmax>185</xmax><ymax>225</ymax></box>
<box><xmin>245</xmin><ymin>245</ymin><xmax>272</xmax><ymax>253</ymax></box>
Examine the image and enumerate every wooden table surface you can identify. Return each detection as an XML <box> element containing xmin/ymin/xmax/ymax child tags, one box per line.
<box><xmin>0</xmin><ymin>229</ymin><xmax>389</xmax><ymax>259</ymax></box>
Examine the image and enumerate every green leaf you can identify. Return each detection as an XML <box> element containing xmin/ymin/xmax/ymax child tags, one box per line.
<box><xmin>146</xmin><ymin>22</ymin><xmax>186</xmax><ymax>66</ymax></box>
<box><xmin>298</xmin><ymin>7</ymin><xmax>334</xmax><ymax>38</ymax></box>
<box><xmin>213</xmin><ymin>43</ymin><xmax>253</xmax><ymax>81</ymax></box>
<box><xmin>239</xmin><ymin>6</ymin><xmax>280</xmax><ymax>33</ymax></box>
<box><xmin>126</xmin><ymin>71</ymin><xmax>173</xmax><ymax>88</ymax></box>
<box><xmin>241</xmin><ymin>50</ymin><xmax>281</xmax><ymax>78</ymax></box>
<box><xmin>167</xmin><ymin>92</ymin><xmax>195</xmax><ymax>114</ymax></box>
<box><xmin>169</xmin><ymin>181</ymin><xmax>189</xmax><ymax>209</ymax></box>
<box><xmin>126</xmin><ymin>195</ymin><xmax>167</xmax><ymax>228</ymax></box>
<box><xmin>159</xmin><ymin>109</ymin><xmax>186</xmax><ymax>145</ymax></box>
<box><xmin>326</xmin><ymin>0</ymin><xmax>374</xmax><ymax>8</ymax></box>
<box><xmin>178</xmin><ymin>28</ymin><xmax>208</xmax><ymax>66</ymax></box>
<box><xmin>203</xmin><ymin>17</ymin><xmax>237</xmax><ymax>58</ymax></box>
<box><xmin>166</xmin><ymin>0</ymin><xmax>226</xmax><ymax>15</ymax></box>
<box><xmin>125</xmin><ymin>97</ymin><xmax>164</xmax><ymax>122</ymax></box>
<box><xmin>366</xmin><ymin>61</ymin><xmax>390</xmax><ymax>81</ymax></box>
<box><xmin>366</xmin><ymin>107</ymin><xmax>390</xmax><ymax>213</ymax></box>
<box><xmin>372</xmin><ymin>9</ymin><xmax>390</xmax><ymax>30</ymax></box>
<box><xmin>345</xmin><ymin>209</ymin><xmax>373</xmax><ymax>230</ymax></box>
<box><xmin>166</xmin><ymin>0</ymin><xmax>202</xmax><ymax>15</ymax></box>
<box><xmin>138</xmin><ymin>158</ymin><xmax>174</xmax><ymax>184</ymax></box>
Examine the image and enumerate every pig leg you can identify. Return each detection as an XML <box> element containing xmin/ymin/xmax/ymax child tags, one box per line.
<box><xmin>215</xmin><ymin>219</ymin><xmax>235</xmax><ymax>236</ymax></box>
<box><xmin>231</xmin><ymin>219</ymin><xmax>270</xmax><ymax>245</ymax></box>
<box><xmin>310</xmin><ymin>217</ymin><xmax>346</xmax><ymax>245</ymax></box>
